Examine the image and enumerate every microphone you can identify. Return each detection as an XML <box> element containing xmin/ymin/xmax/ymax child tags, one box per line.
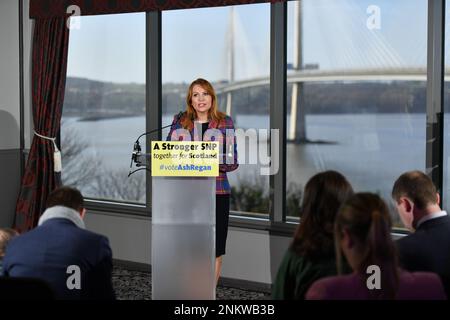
<box><xmin>128</xmin><ymin>111</ymin><xmax>185</xmax><ymax>177</ymax></box>
<box><xmin>175</xmin><ymin>110</ymin><xmax>184</xmax><ymax>121</ymax></box>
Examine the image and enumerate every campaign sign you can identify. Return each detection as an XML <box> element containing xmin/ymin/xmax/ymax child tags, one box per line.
<box><xmin>151</xmin><ymin>141</ymin><xmax>219</xmax><ymax>177</ymax></box>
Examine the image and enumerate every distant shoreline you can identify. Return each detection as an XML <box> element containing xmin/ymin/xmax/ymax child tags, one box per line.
<box><xmin>77</xmin><ymin>113</ymin><xmax>143</xmax><ymax>122</ymax></box>
<box><xmin>70</xmin><ymin>111</ymin><xmax>432</xmax><ymax>122</ymax></box>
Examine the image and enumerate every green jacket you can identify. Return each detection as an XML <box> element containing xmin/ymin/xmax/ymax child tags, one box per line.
<box><xmin>272</xmin><ymin>248</ymin><xmax>338</xmax><ymax>300</ymax></box>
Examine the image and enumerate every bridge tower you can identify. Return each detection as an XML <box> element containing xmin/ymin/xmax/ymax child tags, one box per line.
<box><xmin>289</xmin><ymin>0</ymin><xmax>307</xmax><ymax>142</ymax></box>
<box><xmin>226</xmin><ymin>7</ymin><xmax>235</xmax><ymax>116</ymax></box>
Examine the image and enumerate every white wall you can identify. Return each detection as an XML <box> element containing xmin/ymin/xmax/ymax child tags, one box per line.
<box><xmin>85</xmin><ymin>210</ymin><xmax>291</xmax><ymax>286</ymax></box>
<box><xmin>0</xmin><ymin>0</ymin><xmax>22</xmax><ymax>227</ymax></box>
<box><xmin>84</xmin><ymin>211</ymin><xmax>152</xmax><ymax>264</ymax></box>
<box><xmin>0</xmin><ymin>0</ymin><xmax>20</xmax><ymax>150</ymax></box>
<box><xmin>222</xmin><ymin>228</ymin><xmax>273</xmax><ymax>284</ymax></box>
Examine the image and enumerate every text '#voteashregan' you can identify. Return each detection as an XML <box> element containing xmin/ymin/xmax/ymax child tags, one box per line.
<box><xmin>159</xmin><ymin>164</ymin><xmax>212</xmax><ymax>172</ymax></box>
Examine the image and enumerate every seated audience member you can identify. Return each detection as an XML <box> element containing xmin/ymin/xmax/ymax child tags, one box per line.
<box><xmin>2</xmin><ymin>187</ymin><xmax>115</xmax><ymax>300</ymax></box>
<box><xmin>306</xmin><ymin>193</ymin><xmax>446</xmax><ymax>300</ymax></box>
<box><xmin>0</xmin><ymin>228</ymin><xmax>19</xmax><ymax>275</ymax></box>
<box><xmin>272</xmin><ymin>171</ymin><xmax>354</xmax><ymax>299</ymax></box>
<box><xmin>392</xmin><ymin>170</ymin><xmax>450</xmax><ymax>297</ymax></box>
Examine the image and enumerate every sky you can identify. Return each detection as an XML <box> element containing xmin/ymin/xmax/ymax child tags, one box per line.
<box><xmin>66</xmin><ymin>0</ymin><xmax>438</xmax><ymax>85</ymax></box>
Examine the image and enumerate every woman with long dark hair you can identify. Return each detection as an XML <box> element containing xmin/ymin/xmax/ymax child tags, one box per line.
<box><xmin>166</xmin><ymin>78</ymin><xmax>238</xmax><ymax>285</ymax></box>
<box><xmin>272</xmin><ymin>170</ymin><xmax>354</xmax><ymax>299</ymax></box>
<box><xmin>306</xmin><ymin>193</ymin><xmax>446</xmax><ymax>300</ymax></box>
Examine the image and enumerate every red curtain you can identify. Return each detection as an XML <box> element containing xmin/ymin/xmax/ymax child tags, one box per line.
<box><xmin>14</xmin><ymin>18</ymin><xmax>70</xmax><ymax>233</ymax></box>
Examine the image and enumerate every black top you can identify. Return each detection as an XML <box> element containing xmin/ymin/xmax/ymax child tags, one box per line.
<box><xmin>201</xmin><ymin>122</ymin><xmax>209</xmax><ymax>139</ymax></box>
<box><xmin>200</xmin><ymin>122</ymin><xmax>226</xmax><ymax>154</ymax></box>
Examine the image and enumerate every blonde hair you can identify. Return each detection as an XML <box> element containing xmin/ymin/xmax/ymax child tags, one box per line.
<box><xmin>0</xmin><ymin>228</ymin><xmax>19</xmax><ymax>257</ymax></box>
<box><xmin>181</xmin><ymin>78</ymin><xmax>225</xmax><ymax>130</ymax></box>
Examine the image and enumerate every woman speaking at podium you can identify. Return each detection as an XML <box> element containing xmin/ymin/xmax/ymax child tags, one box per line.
<box><xmin>166</xmin><ymin>78</ymin><xmax>239</xmax><ymax>285</ymax></box>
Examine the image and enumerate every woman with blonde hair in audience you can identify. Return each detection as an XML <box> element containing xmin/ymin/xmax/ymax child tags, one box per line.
<box><xmin>306</xmin><ymin>193</ymin><xmax>446</xmax><ymax>300</ymax></box>
<box><xmin>272</xmin><ymin>170</ymin><xmax>354</xmax><ymax>299</ymax></box>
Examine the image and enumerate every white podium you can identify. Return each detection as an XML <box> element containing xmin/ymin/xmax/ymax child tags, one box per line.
<box><xmin>152</xmin><ymin>176</ymin><xmax>216</xmax><ymax>299</ymax></box>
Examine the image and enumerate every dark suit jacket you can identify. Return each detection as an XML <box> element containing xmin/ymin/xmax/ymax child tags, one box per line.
<box><xmin>396</xmin><ymin>215</ymin><xmax>450</xmax><ymax>297</ymax></box>
<box><xmin>2</xmin><ymin>218</ymin><xmax>115</xmax><ymax>300</ymax></box>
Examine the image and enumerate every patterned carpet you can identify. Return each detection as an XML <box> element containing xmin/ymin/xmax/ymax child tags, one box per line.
<box><xmin>112</xmin><ymin>266</ymin><xmax>271</xmax><ymax>300</ymax></box>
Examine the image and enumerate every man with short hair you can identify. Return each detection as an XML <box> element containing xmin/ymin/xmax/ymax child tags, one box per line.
<box><xmin>392</xmin><ymin>170</ymin><xmax>450</xmax><ymax>297</ymax></box>
<box><xmin>2</xmin><ymin>187</ymin><xmax>115</xmax><ymax>300</ymax></box>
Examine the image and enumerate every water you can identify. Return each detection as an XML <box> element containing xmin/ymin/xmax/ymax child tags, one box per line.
<box><xmin>62</xmin><ymin>113</ymin><xmax>430</xmax><ymax>212</ymax></box>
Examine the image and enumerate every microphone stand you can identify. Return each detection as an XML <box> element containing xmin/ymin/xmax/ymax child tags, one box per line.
<box><xmin>128</xmin><ymin>112</ymin><xmax>184</xmax><ymax>177</ymax></box>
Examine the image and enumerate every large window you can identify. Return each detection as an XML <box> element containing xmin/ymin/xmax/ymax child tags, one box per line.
<box><xmin>162</xmin><ymin>4</ymin><xmax>271</xmax><ymax>217</ymax></box>
<box><xmin>61</xmin><ymin>13</ymin><xmax>146</xmax><ymax>205</ymax></box>
<box><xmin>286</xmin><ymin>0</ymin><xmax>428</xmax><ymax>227</ymax></box>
